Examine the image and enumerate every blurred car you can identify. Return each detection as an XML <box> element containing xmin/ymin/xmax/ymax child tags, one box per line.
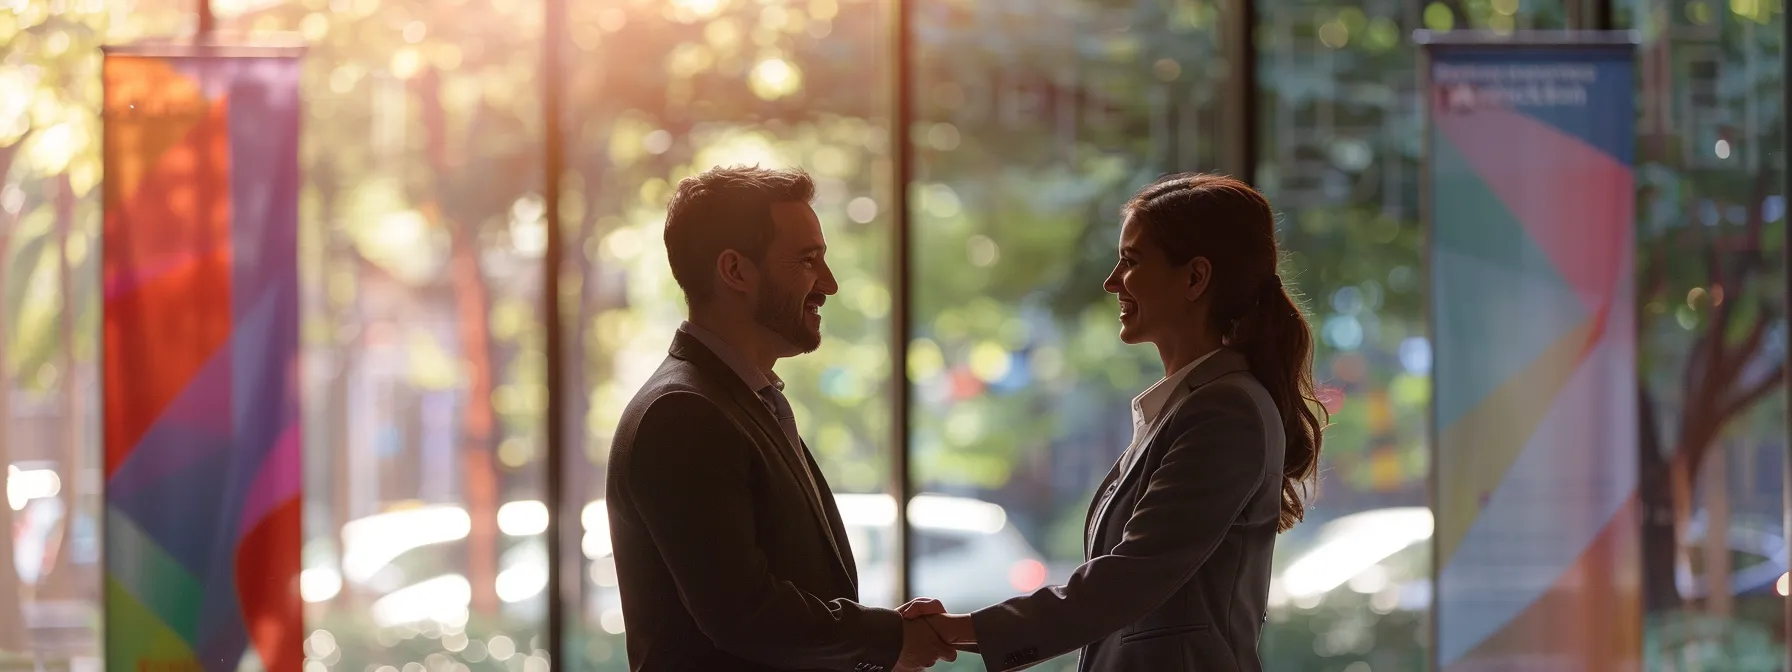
<box><xmin>1265</xmin><ymin>506</ymin><xmax>1791</xmax><ymax>611</ymax></box>
<box><xmin>836</xmin><ymin>492</ymin><xmax>1054</xmax><ymax>611</ymax></box>
<box><xmin>326</xmin><ymin>493</ymin><xmax>1052</xmax><ymax>631</ymax></box>
<box><xmin>1675</xmin><ymin>513</ymin><xmax>1788</xmax><ymax>599</ymax></box>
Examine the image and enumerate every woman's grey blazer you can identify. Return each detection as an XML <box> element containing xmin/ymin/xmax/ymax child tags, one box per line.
<box><xmin>970</xmin><ymin>348</ymin><xmax>1286</xmax><ymax>672</ymax></box>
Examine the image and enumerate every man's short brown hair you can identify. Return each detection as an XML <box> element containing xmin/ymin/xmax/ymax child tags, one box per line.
<box><xmin>664</xmin><ymin>165</ymin><xmax>816</xmax><ymax>304</ymax></box>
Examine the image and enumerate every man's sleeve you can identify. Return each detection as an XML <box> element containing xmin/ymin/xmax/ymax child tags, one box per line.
<box><xmin>629</xmin><ymin>391</ymin><xmax>904</xmax><ymax>671</ymax></box>
<box><xmin>969</xmin><ymin>385</ymin><xmax>1271</xmax><ymax>671</ymax></box>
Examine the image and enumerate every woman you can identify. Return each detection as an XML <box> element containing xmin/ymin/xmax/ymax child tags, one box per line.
<box><xmin>902</xmin><ymin>173</ymin><xmax>1325</xmax><ymax>671</ymax></box>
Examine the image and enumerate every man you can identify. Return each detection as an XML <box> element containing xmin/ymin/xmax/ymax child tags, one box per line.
<box><xmin>605</xmin><ymin>165</ymin><xmax>955</xmax><ymax>672</ymax></box>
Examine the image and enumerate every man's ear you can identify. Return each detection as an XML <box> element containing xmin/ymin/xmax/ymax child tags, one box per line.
<box><xmin>1185</xmin><ymin>257</ymin><xmax>1212</xmax><ymax>302</ymax></box>
<box><xmin>716</xmin><ymin>249</ymin><xmax>757</xmax><ymax>295</ymax></box>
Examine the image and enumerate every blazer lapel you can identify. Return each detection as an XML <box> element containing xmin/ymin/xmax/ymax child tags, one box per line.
<box><xmin>1085</xmin><ymin>400</ymin><xmax>1185</xmax><ymax>557</ymax></box>
<box><xmin>1083</xmin><ymin>458</ymin><xmax>1123</xmax><ymax>558</ymax></box>
<box><xmin>803</xmin><ymin>447</ymin><xmax>860</xmax><ymax>590</ymax></box>
<box><xmin>668</xmin><ymin>333</ymin><xmax>853</xmax><ymax>585</ymax></box>
<box><xmin>1088</xmin><ymin>349</ymin><xmax>1251</xmax><ymax>554</ymax></box>
<box><xmin>720</xmin><ymin>389</ymin><xmax>854</xmax><ymax>582</ymax></box>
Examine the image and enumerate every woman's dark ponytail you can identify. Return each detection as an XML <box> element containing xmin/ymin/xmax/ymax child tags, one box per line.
<box><xmin>1230</xmin><ymin>277</ymin><xmax>1325</xmax><ymax>532</ymax></box>
<box><xmin>1125</xmin><ymin>173</ymin><xmax>1327</xmax><ymax>533</ymax></box>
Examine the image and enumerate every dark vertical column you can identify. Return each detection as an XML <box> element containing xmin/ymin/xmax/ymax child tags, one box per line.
<box><xmin>1237</xmin><ymin>0</ymin><xmax>1259</xmax><ymax>183</ymax></box>
<box><xmin>1567</xmin><ymin>0</ymin><xmax>1615</xmax><ymax>30</ymax></box>
<box><xmin>889</xmin><ymin>0</ymin><xmax>916</xmax><ymax>604</ymax></box>
<box><xmin>1595</xmin><ymin>0</ymin><xmax>1614</xmax><ymax>30</ymax></box>
<box><xmin>1223</xmin><ymin>0</ymin><xmax>1259</xmax><ymax>182</ymax></box>
<box><xmin>541</xmin><ymin>0</ymin><xmax>569</xmax><ymax>663</ymax></box>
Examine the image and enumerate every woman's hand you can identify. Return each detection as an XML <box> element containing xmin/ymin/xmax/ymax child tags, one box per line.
<box><xmin>898</xmin><ymin>597</ymin><xmax>947</xmax><ymax>619</ymax></box>
<box><xmin>923</xmin><ymin>614</ymin><xmax>976</xmax><ymax>646</ymax></box>
<box><xmin>898</xmin><ymin>598</ymin><xmax>977</xmax><ymax>648</ymax></box>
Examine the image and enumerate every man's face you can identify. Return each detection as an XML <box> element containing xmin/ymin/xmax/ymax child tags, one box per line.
<box><xmin>753</xmin><ymin>201</ymin><xmax>838</xmax><ymax>355</ymax></box>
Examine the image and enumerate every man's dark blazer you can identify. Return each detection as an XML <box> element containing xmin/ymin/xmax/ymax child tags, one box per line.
<box><xmin>605</xmin><ymin>330</ymin><xmax>903</xmax><ymax>672</ymax></box>
<box><xmin>970</xmin><ymin>349</ymin><xmax>1285</xmax><ymax>672</ymax></box>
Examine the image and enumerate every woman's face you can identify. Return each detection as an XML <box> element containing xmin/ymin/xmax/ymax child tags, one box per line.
<box><xmin>1104</xmin><ymin>214</ymin><xmax>1208</xmax><ymax>346</ymax></box>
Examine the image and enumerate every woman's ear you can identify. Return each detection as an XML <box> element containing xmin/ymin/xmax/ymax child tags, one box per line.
<box><xmin>1186</xmin><ymin>257</ymin><xmax>1212</xmax><ymax>302</ymax></box>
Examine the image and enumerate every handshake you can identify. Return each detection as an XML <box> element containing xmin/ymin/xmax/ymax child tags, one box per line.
<box><xmin>894</xmin><ymin>598</ymin><xmax>976</xmax><ymax>671</ymax></box>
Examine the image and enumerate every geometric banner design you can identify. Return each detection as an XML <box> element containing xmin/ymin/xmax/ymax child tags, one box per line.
<box><xmin>101</xmin><ymin>43</ymin><xmax>305</xmax><ymax>672</ymax></box>
<box><xmin>1423</xmin><ymin>34</ymin><xmax>1642</xmax><ymax>671</ymax></box>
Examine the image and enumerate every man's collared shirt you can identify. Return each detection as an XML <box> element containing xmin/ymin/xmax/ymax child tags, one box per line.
<box><xmin>677</xmin><ymin>321</ymin><xmax>831</xmax><ymax>529</ymax></box>
<box><xmin>679</xmin><ymin>321</ymin><xmax>783</xmax><ymax>394</ymax></box>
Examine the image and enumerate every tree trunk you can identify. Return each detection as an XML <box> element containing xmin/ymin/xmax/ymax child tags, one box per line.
<box><xmin>0</xmin><ymin>141</ymin><xmax>36</xmax><ymax>651</ymax></box>
<box><xmin>39</xmin><ymin>173</ymin><xmax>84</xmax><ymax>602</ymax></box>
<box><xmin>416</xmin><ymin>66</ymin><xmax>500</xmax><ymax>614</ymax></box>
<box><xmin>448</xmin><ymin>222</ymin><xmax>500</xmax><ymax>615</ymax></box>
<box><xmin>1699</xmin><ymin>443</ymin><xmax>1732</xmax><ymax>616</ymax></box>
<box><xmin>570</xmin><ymin>162</ymin><xmax>611</xmax><ymax>477</ymax></box>
<box><xmin>1668</xmin><ymin>449</ymin><xmax>1695</xmax><ymax>599</ymax></box>
<box><xmin>0</xmin><ymin>248</ymin><xmax>30</xmax><ymax>655</ymax></box>
<box><xmin>566</xmin><ymin>213</ymin><xmax>593</xmax><ymax>483</ymax></box>
<box><xmin>1637</xmin><ymin>385</ymin><xmax>1682</xmax><ymax>613</ymax></box>
<box><xmin>327</xmin><ymin>345</ymin><xmax>352</xmax><ymax>603</ymax></box>
<box><xmin>323</xmin><ymin>182</ymin><xmax>357</xmax><ymax>608</ymax></box>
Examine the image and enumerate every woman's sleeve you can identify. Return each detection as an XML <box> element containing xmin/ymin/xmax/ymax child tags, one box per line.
<box><xmin>968</xmin><ymin>384</ymin><xmax>1273</xmax><ymax>671</ymax></box>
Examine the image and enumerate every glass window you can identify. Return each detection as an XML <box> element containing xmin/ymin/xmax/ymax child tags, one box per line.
<box><xmin>1253</xmin><ymin>0</ymin><xmax>1567</xmax><ymax>667</ymax></box>
<box><xmin>0</xmin><ymin>4</ymin><xmax>187</xmax><ymax>667</ymax></box>
<box><xmin>12</xmin><ymin>0</ymin><xmax>1786</xmax><ymax>670</ymax></box>
<box><xmin>558</xmin><ymin>0</ymin><xmax>895</xmax><ymax>668</ymax></box>
<box><xmin>909</xmin><ymin>2</ymin><xmax>1227</xmax><ymax>670</ymax></box>
<box><xmin>1254</xmin><ymin>0</ymin><xmax>1431</xmax><ymax>665</ymax></box>
<box><xmin>215</xmin><ymin>0</ymin><xmax>552</xmax><ymax>669</ymax></box>
<box><xmin>1623</xmin><ymin>0</ymin><xmax>1788</xmax><ymax>661</ymax></box>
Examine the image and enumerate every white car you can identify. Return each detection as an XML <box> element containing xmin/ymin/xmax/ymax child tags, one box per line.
<box><xmin>835</xmin><ymin>493</ymin><xmax>1055</xmax><ymax>611</ymax></box>
<box><xmin>325</xmin><ymin>493</ymin><xmax>1056</xmax><ymax>632</ymax></box>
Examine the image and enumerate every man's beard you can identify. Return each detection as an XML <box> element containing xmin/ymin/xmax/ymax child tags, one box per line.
<box><xmin>754</xmin><ymin>277</ymin><xmax>821</xmax><ymax>354</ymax></box>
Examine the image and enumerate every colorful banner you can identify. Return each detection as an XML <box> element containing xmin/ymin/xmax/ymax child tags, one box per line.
<box><xmin>102</xmin><ymin>44</ymin><xmax>305</xmax><ymax>672</ymax></box>
<box><xmin>1424</xmin><ymin>34</ymin><xmax>1641</xmax><ymax>671</ymax></box>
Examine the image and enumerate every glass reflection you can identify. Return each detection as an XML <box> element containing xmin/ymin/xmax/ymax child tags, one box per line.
<box><xmin>909</xmin><ymin>1</ymin><xmax>1227</xmax><ymax>670</ymax></box>
<box><xmin>218</xmin><ymin>0</ymin><xmax>551</xmax><ymax>668</ymax></box>
<box><xmin>0</xmin><ymin>0</ymin><xmax>1783</xmax><ymax>669</ymax></box>
<box><xmin>559</xmin><ymin>0</ymin><xmax>893</xmax><ymax>668</ymax></box>
<box><xmin>0</xmin><ymin>4</ymin><xmax>187</xmax><ymax>668</ymax></box>
<box><xmin>1250</xmin><ymin>0</ymin><xmax>1558</xmax><ymax>665</ymax></box>
<box><xmin>1625</xmin><ymin>0</ymin><xmax>1789</xmax><ymax>663</ymax></box>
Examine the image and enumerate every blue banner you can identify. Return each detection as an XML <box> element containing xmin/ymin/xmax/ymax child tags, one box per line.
<box><xmin>1424</xmin><ymin>33</ymin><xmax>1641</xmax><ymax>671</ymax></box>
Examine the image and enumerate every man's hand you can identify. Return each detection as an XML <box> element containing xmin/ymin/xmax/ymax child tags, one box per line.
<box><xmin>898</xmin><ymin>598</ymin><xmax>977</xmax><ymax>655</ymax></box>
<box><xmin>896</xmin><ymin>617</ymin><xmax>956</xmax><ymax>671</ymax></box>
